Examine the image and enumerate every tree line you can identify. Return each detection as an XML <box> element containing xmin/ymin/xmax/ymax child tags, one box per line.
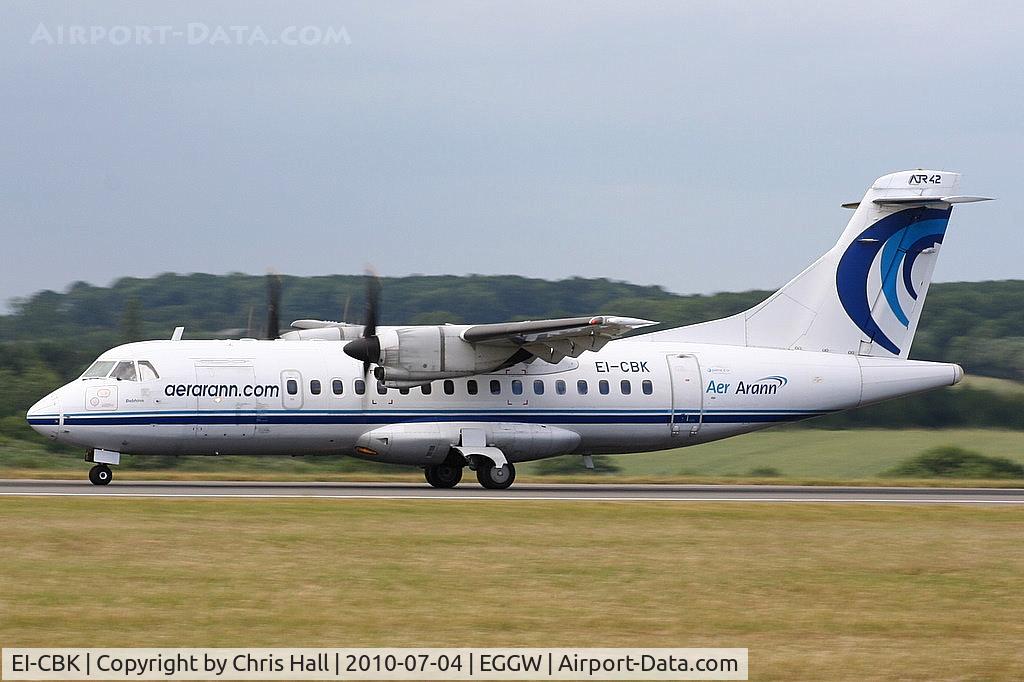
<box><xmin>4</xmin><ymin>274</ymin><xmax>1022</xmax><ymax>379</ymax></box>
<box><xmin>0</xmin><ymin>274</ymin><xmax>1022</xmax><ymax>447</ymax></box>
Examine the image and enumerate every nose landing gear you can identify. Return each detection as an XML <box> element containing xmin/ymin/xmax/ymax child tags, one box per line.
<box><xmin>86</xmin><ymin>449</ymin><xmax>120</xmax><ymax>485</ymax></box>
<box><xmin>88</xmin><ymin>464</ymin><xmax>112</xmax><ymax>486</ymax></box>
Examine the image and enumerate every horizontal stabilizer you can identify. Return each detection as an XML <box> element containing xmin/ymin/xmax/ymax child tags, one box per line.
<box><xmin>873</xmin><ymin>195</ymin><xmax>994</xmax><ymax>205</ymax></box>
<box><xmin>844</xmin><ymin>195</ymin><xmax>993</xmax><ymax>209</ymax></box>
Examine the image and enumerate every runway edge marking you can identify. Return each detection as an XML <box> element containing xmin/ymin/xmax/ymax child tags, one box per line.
<box><xmin>2</xmin><ymin>491</ymin><xmax>1023</xmax><ymax>504</ymax></box>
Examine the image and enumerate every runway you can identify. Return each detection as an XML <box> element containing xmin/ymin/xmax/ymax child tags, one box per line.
<box><xmin>2</xmin><ymin>479</ymin><xmax>1024</xmax><ymax>504</ymax></box>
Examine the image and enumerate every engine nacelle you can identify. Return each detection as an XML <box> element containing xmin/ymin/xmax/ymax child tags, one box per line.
<box><xmin>374</xmin><ymin>326</ymin><xmax>515</xmax><ymax>385</ymax></box>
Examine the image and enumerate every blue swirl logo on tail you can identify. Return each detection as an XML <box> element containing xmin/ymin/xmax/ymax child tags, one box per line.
<box><xmin>836</xmin><ymin>207</ymin><xmax>951</xmax><ymax>355</ymax></box>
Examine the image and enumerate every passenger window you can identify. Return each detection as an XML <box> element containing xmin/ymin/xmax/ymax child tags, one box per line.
<box><xmin>642</xmin><ymin>380</ymin><xmax>654</xmax><ymax>395</ymax></box>
<box><xmin>355</xmin><ymin>379</ymin><xmax>366</xmax><ymax>395</ymax></box>
<box><xmin>533</xmin><ymin>379</ymin><xmax>545</xmax><ymax>395</ymax></box>
<box><xmin>577</xmin><ymin>380</ymin><xmax>588</xmax><ymax>395</ymax></box>
<box><xmin>286</xmin><ymin>379</ymin><xmax>298</xmax><ymax>395</ymax></box>
<box><xmin>467</xmin><ymin>380</ymin><xmax>478</xmax><ymax>395</ymax></box>
<box><xmin>443</xmin><ymin>380</ymin><xmax>455</xmax><ymax>395</ymax></box>
<box><xmin>490</xmin><ymin>379</ymin><xmax>501</xmax><ymax>395</ymax></box>
<box><xmin>620</xmin><ymin>379</ymin><xmax>632</xmax><ymax>395</ymax></box>
<box><xmin>332</xmin><ymin>379</ymin><xmax>344</xmax><ymax>395</ymax></box>
<box><xmin>512</xmin><ymin>379</ymin><xmax>523</xmax><ymax>395</ymax></box>
<box><xmin>138</xmin><ymin>361</ymin><xmax>159</xmax><ymax>381</ymax></box>
<box><xmin>376</xmin><ymin>381</ymin><xmax>387</xmax><ymax>395</ymax></box>
<box><xmin>111</xmin><ymin>361</ymin><xmax>138</xmax><ymax>382</ymax></box>
<box><xmin>421</xmin><ymin>383</ymin><xmax>432</xmax><ymax>396</ymax></box>
<box><xmin>555</xmin><ymin>380</ymin><xmax>566</xmax><ymax>395</ymax></box>
<box><xmin>599</xmin><ymin>380</ymin><xmax>609</xmax><ymax>395</ymax></box>
<box><xmin>310</xmin><ymin>380</ymin><xmax>321</xmax><ymax>395</ymax></box>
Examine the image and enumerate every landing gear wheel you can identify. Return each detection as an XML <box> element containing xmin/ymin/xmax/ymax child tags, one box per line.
<box><xmin>88</xmin><ymin>464</ymin><xmax>112</xmax><ymax>486</ymax></box>
<box><xmin>424</xmin><ymin>463</ymin><xmax>463</xmax><ymax>488</ymax></box>
<box><xmin>476</xmin><ymin>461</ymin><xmax>516</xmax><ymax>490</ymax></box>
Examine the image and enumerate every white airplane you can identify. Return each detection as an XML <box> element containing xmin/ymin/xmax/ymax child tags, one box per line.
<box><xmin>28</xmin><ymin>170</ymin><xmax>991</xmax><ymax>488</ymax></box>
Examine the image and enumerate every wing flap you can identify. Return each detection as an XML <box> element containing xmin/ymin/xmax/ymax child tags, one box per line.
<box><xmin>463</xmin><ymin>315</ymin><xmax>656</xmax><ymax>363</ymax></box>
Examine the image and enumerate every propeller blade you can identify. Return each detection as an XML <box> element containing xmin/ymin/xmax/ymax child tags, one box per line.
<box><xmin>266</xmin><ymin>273</ymin><xmax>282</xmax><ymax>340</ymax></box>
<box><xmin>343</xmin><ymin>269</ymin><xmax>382</xmax><ymax>384</ymax></box>
<box><xmin>363</xmin><ymin>271</ymin><xmax>380</xmax><ymax>338</ymax></box>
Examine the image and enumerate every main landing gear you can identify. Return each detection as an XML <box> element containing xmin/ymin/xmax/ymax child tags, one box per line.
<box><xmin>423</xmin><ymin>457</ymin><xmax>517</xmax><ymax>490</ymax></box>
<box><xmin>476</xmin><ymin>460</ymin><xmax>516</xmax><ymax>490</ymax></box>
<box><xmin>424</xmin><ymin>463</ymin><xmax>463</xmax><ymax>488</ymax></box>
<box><xmin>88</xmin><ymin>464</ymin><xmax>112</xmax><ymax>486</ymax></box>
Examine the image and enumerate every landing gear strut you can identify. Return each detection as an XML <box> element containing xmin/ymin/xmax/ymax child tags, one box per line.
<box><xmin>424</xmin><ymin>463</ymin><xmax>463</xmax><ymax>488</ymax></box>
<box><xmin>476</xmin><ymin>460</ymin><xmax>516</xmax><ymax>490</ymax></box>
<box><xmin>88</xmin><ymin>464</ymin><xmax>112</xmax><ymax>486</ymax></box>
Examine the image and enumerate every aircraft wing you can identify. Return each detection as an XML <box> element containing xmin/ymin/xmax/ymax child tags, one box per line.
<box><xmin>462</xmin><ymin>316</ymin><xmax>657</xmax><ymax>363</ymax></box>
<box><xmin>290</xmin><ymin>319</ymin><xmax>362</xmax><ymax>330</ymax></box>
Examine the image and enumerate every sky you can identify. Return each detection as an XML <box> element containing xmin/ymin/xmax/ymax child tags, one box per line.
<box><xmin>1</xmin><ymin>1</ymin><xmax>1020</xmax><ymax>310</ymax></box>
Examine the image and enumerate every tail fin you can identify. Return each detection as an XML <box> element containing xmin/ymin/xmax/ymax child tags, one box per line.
<box><xmin>650</xmin><ymin>170</ymin><xmax>992</xmax><ymax>358</ymax></box>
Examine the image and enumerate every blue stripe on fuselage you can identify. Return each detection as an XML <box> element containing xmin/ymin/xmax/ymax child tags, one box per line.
<box><xmin>42</xmin><ymin>409</ymin><xmax>830</xmax><ymax>427</ymax></box>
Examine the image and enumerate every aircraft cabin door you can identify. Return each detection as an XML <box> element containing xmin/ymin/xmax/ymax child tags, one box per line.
<box><xmin>194</xmin><ymin>361</ymin><xmax>260</xmax><ymax>441</ymax></box>
<box><xmin>667</xmin><ymin>354</ymin><xmax>703</xmax><ymax>436</ymax></box>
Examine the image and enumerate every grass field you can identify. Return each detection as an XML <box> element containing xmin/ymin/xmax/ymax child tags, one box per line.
<box><xmin>4</xmin><ymin>428</ymin><xmax>1024</xmax><ymax>485</ymax></box>
<box><xmin>528</xmin><ymin>428</ymin><xmax>1024</xmax><ymax>479</ymax></box>
<box><xmin>1</xmin><ymin>498</ymin><xmax>1022</xmax><ymax>680</ymax></box>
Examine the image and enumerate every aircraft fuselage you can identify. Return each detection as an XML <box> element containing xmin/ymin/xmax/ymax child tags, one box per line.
<box><xmin>27</xmin><ymin>338</ymin><xmax>961</xmax><ymax>465</ymax></box>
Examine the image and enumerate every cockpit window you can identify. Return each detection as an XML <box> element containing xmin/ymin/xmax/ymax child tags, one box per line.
<box><xmin>138</xmin><ymin>361</ymin><xmax>159</xmax><ymax>381</ymax></box>
<box><xmin>111</xmin><ymin>361</ymin><xmax>138</xmax><ymax>382</ymax></box>
<box><xmin>82</xmin><ymin>360</ymin><xmax>116</xmax><ymax>379</ymax></box>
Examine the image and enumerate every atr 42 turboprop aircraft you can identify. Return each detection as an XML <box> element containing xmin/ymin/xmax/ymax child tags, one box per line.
<box><xmin>28</xmin><ymin>170</ymin><xmax>992</xmax><ymax>488</ymax></box>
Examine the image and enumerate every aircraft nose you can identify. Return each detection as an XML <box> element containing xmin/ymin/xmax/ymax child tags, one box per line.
<box><xmin>26</xmin><ymin>389</ymin><xmax>62</xmax><ymax>439</ymax></box>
